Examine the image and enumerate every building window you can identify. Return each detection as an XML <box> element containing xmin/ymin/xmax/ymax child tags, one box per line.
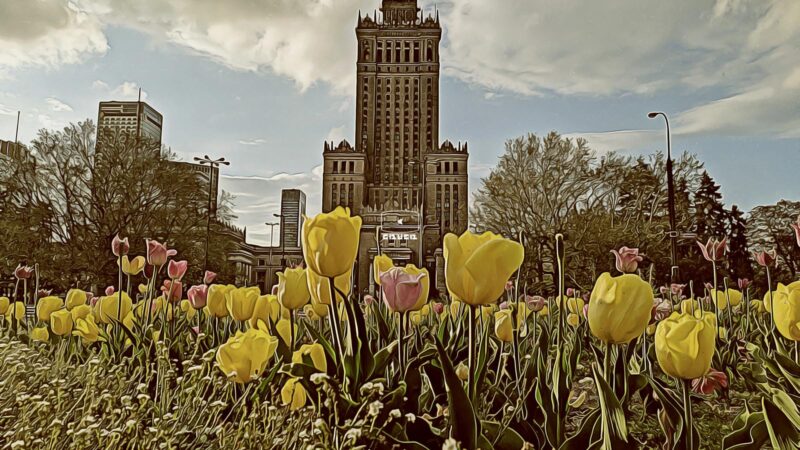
<box><xmin>333</xmin><ymin>161</ymin><xmax>338</xmax><ymax>173</ymax></box>
<box><xmin>332</xmin><ymin>184</ymin><xmax>338</xmax><ymax>207</ymax></box>
<box><xmin>349</xmin><ymin>161</ymin><xmax>355</xmax><ymax>173</ymax></box>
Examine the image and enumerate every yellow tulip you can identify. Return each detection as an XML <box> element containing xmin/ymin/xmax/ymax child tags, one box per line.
<box><xmin>566</xmin><ymin>297</ymin><xmax>585</xmax><ymax>315</ymax></box>
<box><xmin>277</xmin><ymin>267</ymin><xmax>311</xmax><ymax>310</ymax></box>
<box><xmin>772</xmin><ymin>282</ymin><xmax>800</xmax><ymax>341</ymax></box>
<box><xmin>226</xmin><ymin>286</ymin><xmax>260</xmax><ymax>322</ymax></box>
<box><xmin>207</xmin><ymin>284</ymin><xmax>235</xmax><ymax>318</ymax></box>
<box><xmin>588</xmin><ymin>273</ymin><xmax>653</xmax><ymax>344</ymax></box>
<box><xmin>449</xmin><ymin>300</ymin><xmax>464</xmax><ymax>318</ymax></box>
<box><xmin>646</xmin><ymin>323</ymin><xmax>656</xmax><ymax>335</ymax></box>
<box><xmin>710</xmin><ymin>289</ymin><xmax>743</xmax><ymax>310</ymax></box>
<box><xmin>0</xmin><ymin>297</ymin><xmax>9</xmax><ymax>315</ymax></box>
<box><xmin>302</xmin><ymin>206</ymin><xmax>362</xmax><ymax>278</ymax></box>
<box><xmin>31</xmin><ymin>327</ymin><xmax>49</xmax><ymax>342</ymax></box>
<box><xmin>73</xmin><ymin>315</ymin><xmax>103</xmax><ymax>344</ymax></box>
<box><xmin>495</xmin><ymin>310</ymin><xmax>513</xmax><ymax>342</ymax></box>
<box><xmin>5</xmin><ymin>302</ymin><xmax>25</xmax><ymax>322</ymax></box>
<box><xmin>119</xmin><ymin>255</ymin><xmax>146</xmax><ymax>276</ymax></box>
<box><xmin>275</xmin><ymin>318</ymin><xmax>292</xmax><ymax>347</ymax></box>
<box><xmin>150</xmin><ymin>296</ymin><xmax>175</xmax><ymax>321</ymax></box>
<box><xmin>655</xmin><ymin>311</ymin><xmax>717</xmax><ymax>379</ymax></box>
<box><xmin>567</xmin><ymin>313</ymin><xmax>581</xmax><ymax>327</ymax></box>
<box><xmin>216</xmin><ymin>328</ymin><xmax>278</xmax><ymax>383</ymax></box>
<box><xmin>37</xmin><ymin>296</ymin><xmax>63</xmax><ymax>322</ymax></box>
<box><xmin>281</xmin><ymin>378</ymin><xmax>307</xmax><ymax>411</ymax></box>
<box><xmin>304</xmin><ymin>302</ymin><xmax>327</xmax><ymax>320</ymax></box>
<box><xmin>138</xmin><ymin>284</ymin><xmax>148</xmax><ymax>295</ymax></box>
<box><xmin>410</xmin><ymin>304</ymin><xmax>431</xmax><ymax>326</ymax></box>
<box><xmin>455</xmin><ymin>362</ymin><xmax>469</xmax><ymax>381</ymax></box>
<box><xmin>180</xmin><ymin>299</ymin><xmax>197</xmax><ymax>320</ymax></box>
<box><xmin>307</xmin><ymin>267</ymin><xmax>351</xmax><ymax>306</ymax></box>
<box><xmin>292</xmin><ymin>343</ymin><xmax>327</xmax><ymax>372</ymax></box>
<box><xmin>443</xmin><ymin>230</ymin><xmax>524</xmax><ymax>306</ymax></box>
<box><xmin>404</xmin><ymin>264</ymin><xmax>430</xmax><ymax>311</ymax></box>
<box><xmin>373</xmin><ymin>254</ymin><xmax>394</xmax><ymax>286</ymax></box>
<box><xmin>539</xmin><ymin>305</ymin><xmax>550</xmax><ymax>316</ymax></box>
<box><xmin>680</xmin><ymin>298</ymin><xmax>701</xmax><ymax>316</ymax></box>
<box><xmin>65</xmin><ymin>289</ymin><xmax>87</xmax><ymax>310</ymax></box>
<box><xmin>751</xmin><ymin>299</ymin><xmax>766</xmax><ymax>314</ymax></box>
<box><xmin>50</xmin><ymin>309</ymin><xmax>74</xmax><ymax>336</ymax></box>
<box><xmin>123</xmin><ymin>312</ymin><xmax>137</xmax><ymax>330</ymax></box>
<box><xmin>94</xmin><ymin>292</ymin><xmax>133</xmax><ymax>324</ymax></box>
<box><xmin>718</xmin><ymin>327</ymin><xmax>728</xmax><ymax>340</ymax></box>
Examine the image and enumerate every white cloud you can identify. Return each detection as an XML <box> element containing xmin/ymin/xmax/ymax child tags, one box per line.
<box><xmin>325</xmin><ymin>125</ymin><xmax>347</xmax><ymax>144</ymax></box>
<box><xmin>0</xmin><ymin>0</ymin><xmax>107</xmax><ymax>77</ymax></box>
<box><xmin>0</xmin><ymin>104</ymin><xmax>17</xmax><ymax>116</ymax></box>
<box><xmin>219</xmin><ymin>165</ymin><xmax>322</xmax><ymax>246</ymax></box>
<box><xmin>238</xmin><ymin>138</ymin><xmax>267</xmax><ymax>146</ymax></box>
<box><xmin>563</xmin><ymin>130</ymin><xmax>662</xmax><ymax>155</ymax></box>
<box><xmin>111</xmin><ymin>81</ymin><xmax>148</xmax><ymax>101</ymax></box>
<box><xmin>91</xmin><ymin>80</ymin><xmax>110</xmax><ymax>90</ymax></box>
<box><xmin>45</xmin><ymin>97</ymin><xmax>73</xmax><ymax>112</ymax></box>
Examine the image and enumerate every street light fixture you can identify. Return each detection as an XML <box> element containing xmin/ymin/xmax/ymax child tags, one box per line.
<box><xmin>648</xmin><ymin>112</ymin><xmax>679</xmax><ymax>283</ymax></box>
<box><xmin>193</xmin><ymin>155</ymin><xmax>230</xmax><ymax>273</ymax></box>
<box><xmin>265</xmin><ymin>221</ymin><xmax>279</xmax><ymax>289</ymax></box>
<box><xmin>273</xmin><ymin>213</ymin><xmax>284</xmax><ymax>269</ymax></box>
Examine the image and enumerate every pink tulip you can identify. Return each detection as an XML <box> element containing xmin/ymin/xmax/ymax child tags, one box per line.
<box><xmin>363</xmin><ymin>294</ymin><xmax>376</xmax><ymax>305</ymax></box>
<box><xmin>670</xmin><ymin>283</ymin><xmax>686</xmax><ymax>296</ymax></box>
<box><xmin>499</xmin><ymin>301</ymin><xmax>510</xmax><ymax>310</ymax></box>
<box><xmin>112</xmin><ymin>234</ymin><xmax>129</xmax><ymax>257</ymax></box>
<box><xmin>38</xmin><ymin>289</ymin><xmax>52</xmax><ymax>298</ymax></box>
<box><xmin>432</xmin><ymin>302</ymin><xmax>444</xmax><ymax>315</ymax></box>
<box><xmin>737</xmin><ymin>278</ymin><xmax>752</xmax><ymax>290</ymax></box>
<box><xmin>161</xmin><ymin>279</ymin><xmax>183</xmax><ymax>303</ymax></box>
<box><xmin>505</xmin><ymin>280</ymin><xmax>514</xmax><ymax>291</ymax></box>
<box><xmin>611</xmin><ymin>246</ymin><xmax>643</xmax><ymax>273</ymax></box>
<box><xmin>187</xmin><ymin>284</ymin><xmax>208</xmax><ymax>309</ymax></box>
<box><xmin>651</xmin><ymin>298</ymin><xmax>672</xmax><ymax>322</ymax></box>
<box><xmin>379</xmin><ymin>267</ymin><xmax>426</xmax><ymax>313</ymax></box>
<box><xmin>566</xmin><ymin>287</ymin><xmax>575</xmax><ymax>297</ymax></box>
<box><xmin>525</xmin><ymin>295</ymin><xmax>546</xmax><ymax>313</ymax></box>
<box><xmin>14</xmin><ymin>264</ymin><xmax>34</xmax><ymax>280</ymax></box>
<box><xmin>203</xmin><ymin>270</ymin><xmax>217</xmax><ymax>285</ymax></box>
<box><xmin>143</xmin><ymin>263</ymin><xmax>155</xmax><ymax>279</ymax></box>
<box><xmin>792</xmin><ymin>216</ymin><xmax>800</xmax><ymax>248</ymax></box>
<box><xmin>692</xmin><ymin>368</ymin><xmax>728</xmax><ymax>395</ymax></box>
<box><xmin>271</xmin><ymin>285</ymin><xmax>278</xmax><ymax>295</ymax></box>
<box><xmin>697</xmin><ymin>237</ymin><xmax>727</xmax><ymax>262</ymax></box>
<box><xmin>146</xmin><ymin>239</ymin><xmax>176</xmax><ymax>266</ymax></box>
<box><xmin>168</xmin><ymin>260</ymin><xmax>188</xmax><ymax>280</ymax></box>
<box><xmin>85</xmin><ymin>292</ymin><xmax>94</xmax><ymax>304</ymax></box>
<box><xmin>753</xmin><ymin>249</ymin><xmax>776</xmax><ymax>267</ymax></box>
<box><xmin>105</xmin><ymin>286</ymin><xmax>115</xmax><ymax>296</ymax></box>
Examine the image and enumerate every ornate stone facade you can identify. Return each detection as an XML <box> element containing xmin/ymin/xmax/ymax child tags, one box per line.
<box><xmin>322</xmin><ymin>0</ymin><xmax>468</xmax><ymax>296</ymax></box>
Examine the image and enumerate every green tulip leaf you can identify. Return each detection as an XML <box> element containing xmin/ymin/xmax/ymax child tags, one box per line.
<box><xmin>559</xmin><ymin>409</ymin><xmax>601</xmax><ymax>450</ymax></box>
<box><xmin>434</xmin><ymin>334</ymin><xmax>479</xmax><ymax>450</ymax></box>
<box><xmin>721</xmin><ymin>409</ymin><xmax>769</xmax><ymax>450</ymax></box>
<box><xmin>593</xmin><ymin>365</ymin><xmax>628</xmax><ymax>449</ymax></box>
<box><xmin>762</xmin><ymin>395</ymin><xmax>800</xmax><ymax>450</ymax></box>
<box><xmin>481</xmin><ymin>420</ymin><xmax>527</xmax><ymax>450</ymax></box>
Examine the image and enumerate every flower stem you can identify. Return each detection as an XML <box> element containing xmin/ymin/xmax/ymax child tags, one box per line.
<box><xmin>468</xmin><ymin>304</ymin><xmax>476</xmax><ymax>401</ymax></box>
<box><xmin>682</xmin><ymin>378</ymin><xmax>694</xmax><ymax>450</ymax></box>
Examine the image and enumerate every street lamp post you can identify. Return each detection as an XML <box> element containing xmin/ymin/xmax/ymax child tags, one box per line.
<box><xmin>274</xmin><ymin>213</ymin><xmax>284</xmax><ymax>269</ymax></box>
<box><xmin>648</xmin><ymin>112</ymin><xmax>679</xmax><ymax>283</ymax></box>
<box><xmin>193</xmin><ymin>155</ymin><xmax>230</xmax><ymax>273</ymax></box>
<box><xmin>265</xmin><ymin>221</ymin><xmax>279</xmax><ymax>290</ymax></box>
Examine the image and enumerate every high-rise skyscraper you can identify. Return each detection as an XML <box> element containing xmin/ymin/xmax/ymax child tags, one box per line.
<box><xmin>97</xmin><ymin>101</ymin><xmax>163</xmax><ymax>144</ymax></box>
<box><xmin>280</xmin><ymin>189</ymin><xmax>307</xmax><ymax>249</ymax></box>
<box><xmin>322</xmin><ymin>0</ymin><xmax>469</xmax><ymax>295</ymax></box>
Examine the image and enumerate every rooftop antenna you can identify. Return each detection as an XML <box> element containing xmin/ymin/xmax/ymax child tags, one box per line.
<box><xmin>138</xmin><ymin>87</ymin><xmax>142</xmax><ymax>102</ymax></box>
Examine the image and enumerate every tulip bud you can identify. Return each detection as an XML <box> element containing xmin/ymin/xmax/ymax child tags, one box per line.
<box><xmin>187</xmin><ymin>284</ymin><xmax>208</xmax><ymax>309</ymax></box>
<box><xmin>105</xmin><ymin>286</ymin><xmax>115</xmax><ymax>296</ymax></box>
<box><xmin>14</xmin><ymin>264</ymin><xmax>34</xmax><ymax>280</ymax></box>
<box><xmin>380</xmin><ymin>267</ymin><xmax>426</xmax><ymax>313</ymax></box>
<box><xmin>226</xmin><ymin>286</ymin><xmax>260</xmax><ymax>321</ymax></box>
<box><xmin>31</xmin><ymin>326</ymin><xmax>49</xmax><ymax>342</ymax></box>
<box><xmin>0</xmin><ymin>297</ymin><xmax>9</xmax><ymax>315</ymax></box>
<box><xmin>737</xmin><ymin>278</ymin><xmax>752</xmax><ymax>290</ymax></box>
<box><xmin>65</xmin><ymin>289</ymin><xmax>87</xmax><ymax>310</ymax></box>
<box><xmin>655</xmin><ymin>311</ymin><xmax>717</xmax><ymax>379</ymax></box>
<box><xmin>753</xmin><ymin>249</ymin><xmax>776</xmax><ymax>267</ymax></box>
<box><xmin>281</xmin><ymin>378</ymin><xmax>308</xmax><ymax>410</ymax></box>
<box><xmin>443</xmin><ymin>230</ymin><xmax>524</xmax><ymax>306</ymax></box>
<box><xmin>146</xmin><ymin>239</ymin><xmax>176</xmax><ymax>267</ymax></box>
<box><xmin>277</xmin><ymin>267</ymin><xmax>311</xmax><ymax>310</ymax></box>
<box><xmin>455</xmin><ymin>362</ymin><xmax>469</xmax><ymax>381</ymax></box>
<box><xmin>494</xmin><ymin>310</ymin><xmax>513</xmax><ymax>342</ymax></box>
<box><xmin>692</xmin><ymin>368</ymin><xmax>728</xmax><ymax>395</ymax></box>
<box><xmin>506</xmin><ymin>281</ymin><xmax>515</xmax><ymax>292</ymax></box>
<box><xmin>203</xmin><ymin>270</ymin><xmax>217</xmax><ymax>285</ymax></box>
<box><xmin>36</xmin><ymin>296</ymin><xmax>63</xmax><ymax>322</ymax></box>
<box><xmin>161</xmin><ymin>279</ymin><xmax>183</xmax><ymax>303</ymax></box>
<box><xmin>697</xmin><ymin>237</ymin><xmax>727</xmax><ymax>262</ymax></box>
<box><xmin>373</xmin><ymin>254</ymin><xmax>394</xmax><ymax>286</ymax></box>
<box><xmin>112</xmin><ymin>234</ymin><xmax>130</xmax><ymax>257</ymax></box>
<box><xmin>772</xmin><ymin>281</ymin><xmax>800</xmax><ymax>341</ymax></box>
<box><xmin>215</xmin><ymin>327</ymin><xmax>279</xmax><ymax>383</ymax></box>
<box><xmin>792</xmin><ymin>216</ymin><xmax>800</xmax><ymax>248</ymax></box>
<box><xmin>167</xmin><ymin>260</ymin><xmax>188</xmax><ymax>280</ymax></box>
<box><xmin>302</xmin><ymin>207</ymin><xmax>362</xmax><ymax>278</ymax></box>
<box><xmin>432</xmin><ymin>302</ymin><xmax>444</xmax><ymax>315</ymax></box>
<box><xmin>363</xmin><ymin>294</ymin><xmax>375</xmax><ymax>305</ymax></box>
<box><xmin>525</xmin><ymin>295</ymin><xmax>546</xmax><ymax>313</ymax></box>
<box><xmin>610</xmin><ymin>246</ymin><xmax>643</xmax><ymax>273</ymax></box>
<box><xmin>50</xmin><ymin>309</ymin><xmax>74</xmax><ymax>336</ymax></box>
<box><xmin>588</xmin><ymin>273</ymin><xmax>653</xmax><ymax>344</ymax></box>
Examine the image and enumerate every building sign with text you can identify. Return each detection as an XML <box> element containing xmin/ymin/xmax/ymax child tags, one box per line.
<box><xmin>381</xmin><ymin>232</ymin><xmax>418</xmax><ymax>242</ymax></box>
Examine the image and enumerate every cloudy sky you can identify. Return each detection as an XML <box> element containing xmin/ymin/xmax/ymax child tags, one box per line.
<box><xmin>1</xmin><ymin>0</ymin><xmax>798</xmax><ymax>245</ymax></box>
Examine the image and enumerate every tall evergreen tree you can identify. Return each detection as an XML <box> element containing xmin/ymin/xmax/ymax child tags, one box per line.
<box><xmin>692</xmin><ymin>171</ymin><xmax>727</xmax><ymax>240</ymax></box>
<box><xmin>727</xmin><ymin>205</ymin><xmax>752</xmax><ymax>280</ymax></box>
